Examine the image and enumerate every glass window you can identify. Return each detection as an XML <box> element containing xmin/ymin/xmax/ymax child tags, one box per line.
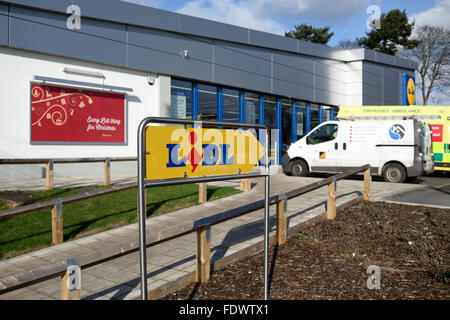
<box><xmin>306</xmin><ymin>124</ymin><xmax>338</xmax><ymax>145</ymax></box>
<box><xmin>264</xmin><ymin>96</ymin><xmax>277</xmax><ymax>162</ymax></box>
<box><xmin>264</xmin><ymin>96</ymin><xmax>276</xmax><ymax>130</ymax></box>
<box><xmin>310</xmin><ymin>104</ymin><xmax>319</xmax><ymax>130</ymax></box>
<box><xmin>170</xmin><ymin>79</ymin><xmax>192</xmax><ymax>119</ymax></box>
<box><xmin>281</xmin><ymin>99</ymin><xmax>292</xmax><ymax>150</ymax></box>
<box><xmin>198</xmin><ymin>83</ymin><xmax>217</xmax><ymax>121</ymax></box>
<box><xmin>223</xmin><ymin>88</ymin><xmax>239</xmax><ymax>123</ymax></box>
<box><xmin>245</xmin><ymin>92</ymin><xmax>259</xmax><ymax>124</ymax></box>
<box><xmin>322</xmin><ymin>105</ymin><xmax>332</xmax><ymax>122</ymax></box>
<box><xmin>295</xmin><ymin>101</ymin><xmax>306</xmax><ymax>140</ymax></box>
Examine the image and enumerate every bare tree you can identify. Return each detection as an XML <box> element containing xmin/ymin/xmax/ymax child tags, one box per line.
<box><xmin>336</xmin><ymin>39</ymin><xmax>360</xmax><ymax>49</ymax></box>
<box><xmin>400</xmin><ymin>25</ymin><xmax>449</xmax><ymax>105</ymax></box>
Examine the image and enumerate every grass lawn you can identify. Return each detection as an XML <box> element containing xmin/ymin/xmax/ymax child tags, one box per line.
<box><xmin>0</xmin><ymin>184</ymin><xmax>240</xmax><ymax>259</ymax></box>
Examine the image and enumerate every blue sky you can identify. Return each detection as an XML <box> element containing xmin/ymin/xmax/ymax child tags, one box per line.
<box><xmin>121</xmin><ymin>0</ymin><xmax>449</xmax><ymax>47</ymax></box>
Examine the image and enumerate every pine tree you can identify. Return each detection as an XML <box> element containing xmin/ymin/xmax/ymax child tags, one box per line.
<box><xmin>285</xmin><ymin>23</ymin><xmax>334</xmax><ymax>45</ymax></box>
<box><xmin>357</xmin><ymin>9</ymin><xmax>419</xmax><ymax>55</ymax></box>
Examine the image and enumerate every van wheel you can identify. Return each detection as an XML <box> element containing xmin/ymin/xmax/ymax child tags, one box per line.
<box><xmin>382</xmin><ymin>163</ymin><xmax>406</xmax><ymax>183</ymax></box>
<box><xmin>290</xmin><ymin>159</ymin><xmax>309</xmax><ymax>177</ymax></box>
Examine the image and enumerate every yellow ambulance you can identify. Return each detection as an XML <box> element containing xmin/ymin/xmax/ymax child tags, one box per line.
<box><xmin>337</xmin><ymin>106</ymin><xmax>450</xmax><ymax>171</ymax></box>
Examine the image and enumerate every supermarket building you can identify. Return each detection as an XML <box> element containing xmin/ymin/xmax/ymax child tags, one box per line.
<box><xmin>0</xmin><ymin>0</ymin><xmax>418</xmax><ymax>180</ymax></box>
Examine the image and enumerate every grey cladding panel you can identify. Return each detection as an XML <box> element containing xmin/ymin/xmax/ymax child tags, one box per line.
<box><xmin>214</xmin><ymin>41</ymin><xmax>271</xmax><ymax>78</ymax></box>
<box><xmin>363</xmin><ymin>70</ymin><xmax>382</xmax><ymax>89</ymax></box>
<box><xmin>314</xmin><ymin>61</ymin><xmax>345</xmax><ymax>84</ymax></box>
<box><xmin>273</xmin><ymin>52</ymin><xmax>314</xmax><ymax>73</ymax></box>
<box><xmin>272</xmin><ymin>78</ymin><xmax>314</xmax><ymax>102</ymax></box>
<box><xmin>363</xmin><ymin>94</ymin><xmax>383</xmax><ymax>105</ymax></box>
<box><xmin>363</xmin><ymin>82</ymin><xmax>383</xmax><ymax>104</ymax></box>
<box><xmin>3</xmin><ymin>0</ymin><xmax>71</xmax><ymax>13</ymax></box>
<box><xmin>375</xmin><ymin>51</ymin><xmax>395</xmax><ymax>65</ymax></box>
<box><xmin>127</xmin><ymin>26</ymin><xmax>212</xmax><ymax>82</ymax></box>
<box><xmin>363</xmin><ymin>62</ymin><xmax>382</xmax><ymax>76</ymax></box>
<box><xmin>272</xmin><ymin>52</ymin><xmax>315</xmax><ymax>90</ymax></box>
<box><xmin>297</xmin><ymin>40</ymin><xmax>331</xmax><ymax>57</ymax></box>
<box><xmin>9</xmin><ymin>7</ymin><xmax>126</xmax><ymax>66</ymax></box>
<box><xmin>180</xmin><ymin>15</ymin><xmax>248</xmax><ymax>44</ymax></box>
<box><xmin>128</xmin><ymin>26</ymin><xmax>213</xmax><ymax>65</ymax></box>
<box><xmin>0</xmin><ymin>4</ymin><xmax>8</xmax><ymax>46</ymax></box>
<box><xmin>273</xmin><ymin>62</ymin><xmax>314</xmax><ymax>91</ymax></box>
<box><xmin>214</xmin><ymin>65</ymin><xmax>271</xmax><ymax>93</ymax></box>
<box><xmin>250</xmin><ymin>29</ymin><xmax>297</xmax><ymax>52</ymax></box>
<box><xmin>395</xmin><ymin>56</ymin><xmax>410</xmax><ymax>69</ymax></box>
<box><xmin>315</xmin><ymin>88</ymin><xmax>344</xmax><ymax>106</ymax></box>
<box><xmin>72</xmin><ymin>0</ymin><xmax>179</xmax><ymax>32</ymax></box>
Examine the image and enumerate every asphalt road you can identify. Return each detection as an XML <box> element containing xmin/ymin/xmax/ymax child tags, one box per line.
<box><xmin>384</xmin><ymin>172</ymin><xmax>450</xmax><ymax>207</ymax></box>
<box><xmin>307</xmin><ymin>171</ymin><xmax>450</xmax><ymax>208</ymax></box>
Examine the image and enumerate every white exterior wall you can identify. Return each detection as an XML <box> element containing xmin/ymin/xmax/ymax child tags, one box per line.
<box><xmin>0</xmin><ymin>47</ymin><xmax>167</xmax><ymax>180</ymax></box>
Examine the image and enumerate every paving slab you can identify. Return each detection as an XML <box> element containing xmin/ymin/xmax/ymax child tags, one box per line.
<box><xmin>0</xmin><ymin>172</ymin><xmax>430</xmax><ymax>300</ymax></box>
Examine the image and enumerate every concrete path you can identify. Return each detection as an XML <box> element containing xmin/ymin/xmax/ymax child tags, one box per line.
<box><xmin>0</xmin><ymin>172</ymin><xmax>430</xmax><ymax>300</ymax></box>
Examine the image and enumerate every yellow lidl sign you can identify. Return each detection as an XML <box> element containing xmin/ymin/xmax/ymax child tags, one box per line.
<box><xmin>145</xmin><ymin>126</ymin><xmax>265</xmax><ymax>180</ymax></box>
<box><xmin>407</xmin><ymin>77</ymin><xmax>415</xmax><ymax>105</ymax></box>
<box><xmin>402</xmin><ymin>74</ymin><xmax>415</xmax><ymax>105</ymax></box>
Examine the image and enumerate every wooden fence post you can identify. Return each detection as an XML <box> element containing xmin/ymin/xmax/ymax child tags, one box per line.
<box><xmin>104</xmin><ymin>158</ymin><xmax>111</xmax><ymax>186</ymax></box>
<box><xmin>52</xmin><ymin>199</ymin><xmax>63</xmax><ymax>245</ymax></box>
<box><xmin>364</xmin><ymin>168</ymin><xmax>371</xmax><ymax>201</ymax></box>
<box><xmin>46</xmin><ymin>159</ymin><xmax>54</xmax><ymax>190</ymax></box>
<box><xmin>61</xmin><ymin>259</ymin><xmax>81</xmax><ymax>300</ymax></box>
<box><xmin>196</xmin><ymin>225</ymin><xmax>211</xmax><ymax>283</ymax></box>
<box><xmin>240</xmin><ymin>178</ymin><xmax>251</xmax><ymax>192</ymax></box>
<box><xmin>198</xmin><ymin>182</ymin><xmax>207</xmax><ymax>204</ymax></box>
<box><xmin>276</xmin><ymin>195</ymin><xmax>287</xmax><ymax>245</ymax></box>
<box><xmin>327</xmin><ymin>179</ymin><xmax>336</xmax><ymax>220</ymax></box>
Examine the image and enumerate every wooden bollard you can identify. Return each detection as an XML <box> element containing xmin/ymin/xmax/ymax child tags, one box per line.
<box><xmin>61</xmin><ymin>259</ymin><xmax>81</xmax><ymax>300</ymax></box>
<box><xmin>276</xmin><ymin>195</ymin><xmax>287</xmax><ymax>245</ymax></box>
<box><xmin>196</xmin><ymin>225</ymin><xmax>211</xmax><ymax>283</ymax></box>
<box><xmin>46</xmin><ymin>159</ymin><xmax>54</xmax><ymax>190</ymax></box>
<box><xmin>327</xmin><ymin>179</ymin><xmax>336</xmax><ymax>220</ymax></box>
<box><xmin>240</xmin><ymin>178</ymin><xmax>251</xmax><ymax>192</ymax></box>
<box><xmin>363</xmin><ymin>168</ymin><xmax>371</xmax><ymax>201</ymax></box>
<box><xmin>104</xmin><ymin>158</ymin><xmax>111</xmax><ymax>186</ymax></box>
<box><xmin>52</xmin><ymin>199</ymin><xmax>63</xmax><ymax>245</ymax></box>
<box><xmin>198</xmin><ymin>182</ymin><xmax>207</xmax><ymax>204</ymax></box>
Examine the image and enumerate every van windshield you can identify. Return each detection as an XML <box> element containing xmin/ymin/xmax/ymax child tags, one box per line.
<box><xmin>306</xmin><ymin>124</ymin><xmax>338</xmax><ymax>145</ymax></box>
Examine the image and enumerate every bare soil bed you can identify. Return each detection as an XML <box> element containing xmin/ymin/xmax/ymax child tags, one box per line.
<box><xmin>162</xmin><ymin>200</ymin><xmax>449</xmax><ymax>300</ymax></box>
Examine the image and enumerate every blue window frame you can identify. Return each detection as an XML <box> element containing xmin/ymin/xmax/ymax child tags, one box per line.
<box><xmin>170</xmin><ymin>79</ymin><xmax>192</xmax><ymax>119</ymax></box>
<box><xmin>171</xmin><ymin>77</ymin><xmax>337</xmax><ymax>164</ymax></box>
<box><xmin>223</xmin><ymin>88</ymin><xmax>240</xmax><ymax>123</ymax></box>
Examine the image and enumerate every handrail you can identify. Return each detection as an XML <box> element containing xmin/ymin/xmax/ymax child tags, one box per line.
<box><xmin>0</xmin><ymin>182</ymin><xmax>137</xmax><ymax>220</ymax></box>
<box><xmin>0</xmin><ymin>157</ymin><xmax>137</xmax><ymax>190</ymax></box>
<box><xmin>0</xmin><ymin>164</ymin><xmax>372</xmax><ymax>297</ymax></box>
<box><xmin>0</xmin><ymin>157</ymin><xmax>137</xmax><ymax>164</ymax></box>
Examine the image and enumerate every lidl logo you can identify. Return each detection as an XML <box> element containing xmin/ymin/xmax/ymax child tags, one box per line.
<box><xmin>407</xmin><ymin>77</ymin><xmax>415</xmax><ymax>105</ymax></box>
<box><xmin>145</xmin><ymin>126</ymin><xmax>265</xmax><ymax>180</ymax></box>
<box><xmin>389</xmin><ymin>124</ymin><xmax>406</xmax><ymax>140</ymax></box>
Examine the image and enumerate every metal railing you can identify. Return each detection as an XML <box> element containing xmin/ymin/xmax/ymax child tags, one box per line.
<box><xmin>0</xmin><ymin>164</ymin><xmax>371</xmax><ymax>299</ymax></box>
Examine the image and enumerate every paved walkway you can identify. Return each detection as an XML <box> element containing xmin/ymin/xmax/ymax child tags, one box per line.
<box><xmin>0</xmin><ymin>171</ymin><xmax>431</xmax><ymax>300</ymax></box>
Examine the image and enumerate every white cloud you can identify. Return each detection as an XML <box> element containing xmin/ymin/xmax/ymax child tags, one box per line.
<box><xmin>120</xmin><ymin>0</ymin><xmax>162</xmax><ymax>9</ymax></box>
<box><xmin>176</xmin><ymin>0</ymin><xmax>372</xmax><ymax>35</ymax></box>
<box><xmin>177</xmin><ymin>0</ymin><xmax>286</xmax><ymax>35</ymax></box>
<box><xmin>411</xmin><ymin>0</ymin><xmax>450</xmax><ymax>28</ymax></box>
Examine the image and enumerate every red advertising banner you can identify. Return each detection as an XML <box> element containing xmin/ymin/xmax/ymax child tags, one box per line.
<box><xmin>31</xmin><ymin>83</ymin><xmax>126</xmax><ymax>144</ymax></box>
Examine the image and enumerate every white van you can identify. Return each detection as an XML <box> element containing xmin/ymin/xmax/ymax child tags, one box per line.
<box><xmin>281</xmin><ymin>120</ymin><xmax>434</xmax><ymax>183</ymax></box>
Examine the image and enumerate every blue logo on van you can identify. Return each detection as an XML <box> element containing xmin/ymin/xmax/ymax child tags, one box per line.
<box><xmin>389</xmin><ymin>124</ymin><xmax>405</xmax><ymax>140</ymax></box>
